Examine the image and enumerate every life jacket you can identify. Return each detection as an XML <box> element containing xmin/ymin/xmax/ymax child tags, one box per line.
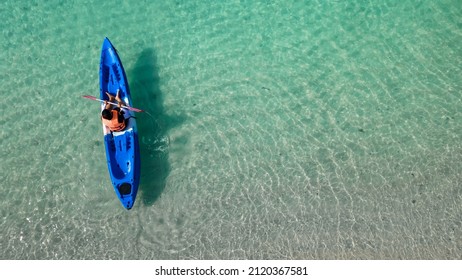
<box><xmin>102</xmin><ymin>110</ymin><xmax>126</xmax><ymax>132</ymax></box>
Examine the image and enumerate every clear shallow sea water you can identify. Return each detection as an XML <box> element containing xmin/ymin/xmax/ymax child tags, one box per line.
<box><xmin>1</xmin><ymin>0</ymin><xmax>461</xmax><ymax>259</ymax></box>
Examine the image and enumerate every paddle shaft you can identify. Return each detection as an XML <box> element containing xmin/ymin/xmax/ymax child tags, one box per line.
<box><xmin>82</xmin><ymin>95</ymin><xmax>144</xmax><ymax>112</ymax></box>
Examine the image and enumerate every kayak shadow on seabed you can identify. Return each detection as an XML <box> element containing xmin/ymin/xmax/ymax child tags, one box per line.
<box><xmin>130</xmin><ymin>48</ymin><xmax>185</xmax><ymax>206</ymax></box>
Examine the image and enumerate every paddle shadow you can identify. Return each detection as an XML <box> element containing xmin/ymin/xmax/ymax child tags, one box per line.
<box><xmin>130</xmin><ymin>48</ymin><xmax>185</xmax><ymax>206</ymax></box>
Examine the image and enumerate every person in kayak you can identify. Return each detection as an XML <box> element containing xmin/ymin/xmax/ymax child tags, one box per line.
<box><xmin>101</xmin><ymin>89</ymin><xmax>127</xmax><ymax>132</ymax></box>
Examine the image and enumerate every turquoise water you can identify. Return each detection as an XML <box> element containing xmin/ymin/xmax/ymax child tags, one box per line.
<box><xmin>1</xmin><ymin>0</ymin><xmax>461</xmax><ymax>259</ymax></box>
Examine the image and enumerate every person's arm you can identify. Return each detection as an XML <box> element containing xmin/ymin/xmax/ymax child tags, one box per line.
<box><xmin>118</xmin><ymin>112</ymin><xmax>125</xmax><ymax>123</ymax></box>
<box><xmin>104</xmin><ymin>101</ymin><xmax>111</xmax><ymax>110</ymax></box>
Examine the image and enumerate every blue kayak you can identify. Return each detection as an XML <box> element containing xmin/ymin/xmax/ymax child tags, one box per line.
<box><xmin>99</xmin><ymin>37</ymin><xmax>140</xmax><ymax>210</ymax></box>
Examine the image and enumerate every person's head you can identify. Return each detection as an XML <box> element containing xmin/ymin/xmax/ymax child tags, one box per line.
<box><xmin>102</xmin><ymin>109</ymin><xmax>112</xmax><ymax>120</ymax></box>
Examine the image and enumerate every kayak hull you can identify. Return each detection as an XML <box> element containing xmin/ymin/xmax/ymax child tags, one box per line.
<box><xmin>99</xmin><ymin>37</ymin><xmax>140</xmax><ymax>210</ymax></box>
